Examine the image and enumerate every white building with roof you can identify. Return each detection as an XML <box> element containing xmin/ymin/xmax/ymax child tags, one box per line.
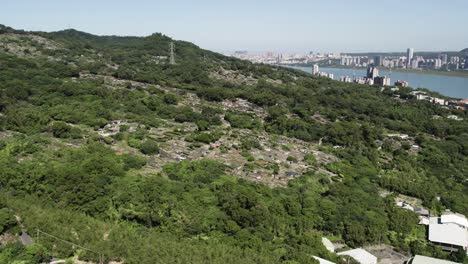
<box><xmin>419</xmin><ymin>216</ymin><xmax>430</xmax><ymax>225</ymax></box>
<box><xmin>396</xmin><ymin>201</ymin><xmax>415</xmax><ymax>211</ymax></box>
<box><xmin>313</xmin><ymin>64</ymin><xmax>319</xmax><ymax>75</ymax></box>
<box><xmin>441</xmin><ymin>211</ymin><xmax>468</xmax><ymax>229</ymax></box>
<box><xmin>312</xmin><ymin>256</ymin><xmax>336</xmax><ymax>264</ymax></box>
<box><xmin>321</xmin><ymin>237</ymin><xmax>335</xmax><ymax>253</ymax></box>
<box><xmin>428</xmin><ymin>216</ymin><xmax>468</xmax><ymax>254</ymax></box>
<box><xmin>447</xmin><ymin>115</ymin><xmax>464</xmax><ymax>121</ymax></box>
<box><xmin>432</xmin><ymin>98</ymin><xmax>446</xmax><ymax>105</ymax></box>
<box><xmin>408</xmin><ymin>255</ymin><xmax>461</xmax><ymax>264</ymax></box>
<box><xmin>337</xmin><ymin>248</ymin><xmax>377</xmax><ymax>264</ymax></box>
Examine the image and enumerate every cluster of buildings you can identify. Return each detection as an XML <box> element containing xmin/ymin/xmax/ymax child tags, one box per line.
<box><xmin>341</xmin><ymin>48</ymin><xmax>468</xmax><ymax>71</ymax></box>
<box><xmin>312</xmin><ymin>64</ymin><xmax>400</xmax><ymax>87</ymax></box>
<box><xmin>230</xmin><ymin>49</ymin><xmax>468</xmax><ymax>73</ymax></box>
<box><xmin>312</xmin><ymin>64</ymin><xmax>334</xmax><ymax>79</ymax></box>
<box><xmin>313</xmin><ymin>253</ymin><xmax>461</xmax><ymax>264</ymax></box>
<box><xmin>427</xmin><ymin>212</ymin><xmax>468</xmax><ymax>254</ymax></box>
<box><xmin>230</xmin><ymin>50</ymin><xmax>340</xmax><ymax>65</ymax></box>
<box><xmin>315</xmin><ymin>228</ymin><xmax>466</xmax><ymax>264</ymax></box>
<box><xmin>411</xmin><ymin>91</ymin><xmax>448</xmax><ymax>106</ymax></box>
<box><xmin>411</xmin><ymin>91</ymin><xmax>468</xmax><ymax>112</ymax></box>
<box><xmin>315</xmin><ymin>237</ymin><xmax>378</xmax><ymax>264</ymax></box>
<box><xmin>396</xmin><ymin>200</ymin><xmax>468</xmax><ymax>257</ymax></box>
<box><xmin>337</xmin><ymin>66</ymin><xmax>393</xmax><ymax>86</ymax></box>
<box><xmin>405</xmin><ymin>48</ymin><xmax>468</xmax><ymax>70</ymax></box>
<box><xmin>340</xmin><ymin>55</ymin><xmax>364</xmax><ymax>66</ymax></box>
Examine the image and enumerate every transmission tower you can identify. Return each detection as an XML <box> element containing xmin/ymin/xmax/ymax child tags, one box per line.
<box><xmin>169</xmin><ymin>42</ymin><xmax>176</xmax><ymax>65</ymax></box>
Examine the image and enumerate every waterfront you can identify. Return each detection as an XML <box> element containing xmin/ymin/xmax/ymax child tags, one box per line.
<box><xmin>290</xmin><ymin>66</ymin><xmax>468</xmax><ymax>99</ymax></box>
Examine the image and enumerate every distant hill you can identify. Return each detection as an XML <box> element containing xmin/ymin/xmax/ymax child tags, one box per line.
<box><xmin>461</xmin><ymin>48</ymin><xmax>468</xmax><ymax>54</ymax></box>
<box><xmin>0</xmin><ymin>25</ymin><xmax>467</xmax><ymax>264</ymax></box>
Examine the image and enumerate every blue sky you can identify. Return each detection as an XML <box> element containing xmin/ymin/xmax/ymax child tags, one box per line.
<box><xmin>1</xmin><ymin>0</ymin><xmax>467</xmax><ymax>53</ymax></box>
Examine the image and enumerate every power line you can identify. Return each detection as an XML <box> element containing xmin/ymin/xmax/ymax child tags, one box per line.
<box><xmin>36</xmin><ymin>229</ymin><xmax>104</xmax><ymax>264</ymax></box>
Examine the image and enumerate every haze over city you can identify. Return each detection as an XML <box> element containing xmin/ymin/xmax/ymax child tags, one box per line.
<box><xmin>1</xmin><ymin>0</ymin><xmax>468</xmax><ymax>53</ymax></box>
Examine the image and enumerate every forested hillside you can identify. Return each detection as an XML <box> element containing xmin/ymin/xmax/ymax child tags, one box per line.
<box><xmin>0</xmin><ymin>25</ymin><xmax>467</xmax><ymax>263</ymax></box>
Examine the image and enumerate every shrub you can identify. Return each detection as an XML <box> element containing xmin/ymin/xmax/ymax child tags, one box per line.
<box><xmin>139</xmin><ymin>140</ymin><xmax>160</xmax><ymax>155</ymax></box>
<box><xmin>303</xmin><ymin>153</ymin><xmax>317</xmax><ymax>166</ymax></box>
<box><xmin>122</xmin><ymin>154</ymin><xmax>147</xmax><ymax>170</ymax></box>
<box><xmin>119</xmin><ymin>125</ymin><xmax>130</xmax><ymax>132</ymax></box>
<box><xmin>50</xmin><ymin>121</ymin><xmax>81</xmax><ymax>139</ymax></box>
<box><xmin>224</xmin><ymin>113</ymin><xmax>261</xmax><ymax>129</ymax></box>
<box><xmin>241</xmin><ymin>138</ymin><xmax>262</xmax><ymax>150</ymax></box>
<box><xmin>192</xmin><ymin>132</ymin><xmax>221</xmax><ymax>144</ymax></box>
<box><xmin>0</xmin><ymin>208</ymin><xmax>16</xmax><ymax>234</ymax></box>
<box><xmin>195</xmin><ymin>120</ymin><xmax>210</xmax><ymax>131</ymax></box>
<box><xmin>127</xmin><ymin>138</ymin><xmax>142</xmax><ymax>148</ymax></box>
<box><xmin>162</xmin><ymin>93</ymin><xmax>179</xmax><ymax>105</ymax></box>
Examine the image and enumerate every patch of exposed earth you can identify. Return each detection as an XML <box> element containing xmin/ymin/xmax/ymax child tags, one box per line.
<box><xmin>0</xmin><ymin>33</ymin><xmax>63</xmax><ymax>58</ymax></box>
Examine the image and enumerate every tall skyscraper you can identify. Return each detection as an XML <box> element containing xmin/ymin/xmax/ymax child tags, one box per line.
<box><xmin>312</xmin><ymin>64</ymin><xmax>319</xmax><ymax>75</ymax></box>
<box><xmin>450</xmin><ymin>56</ymin><xmax>460</xmax><ymax>64</ymax></box>
<box><xmin>374</xmin><ymin>55</ymin><xmax>382</xmax><ymax>66</ymax></box>
<box><xmin>407</xmin><ymin>48</ymin><xmax>414</xmax><ymax>68</ymax></box>
<box><xmin>434</xmin><ymin>59</ymin><xmax>442</xmax><ymax>69</ymax></box>
<box><xmin>411</xmin><ymin>58</ymin><xmax>419</xmax><ymax>69</ymax></box>
<box><xmin>366</xmin><ymin>66</ymin><xmax>379</xmax><ymax>79</ymax></box>
<box><xmin>438</xmin><ymin>53</ymin><xmax>448</xmax><ymax>65</ymax></box>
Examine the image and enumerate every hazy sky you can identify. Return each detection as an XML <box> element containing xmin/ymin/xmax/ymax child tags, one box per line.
<box><xmin>1</xmin><ymin>0</ymin><xmax>467</xmax><ymax>53</ymax></box>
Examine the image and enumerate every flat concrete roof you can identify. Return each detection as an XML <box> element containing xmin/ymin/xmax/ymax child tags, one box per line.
<box><xmin>428</xmin><ymin>222</ymin><xmax>468</xmax><ymax>248</ymax></box>
<box><xmin>313</xmin><ymin>256</ymin><xmax>336</xmax><ymax>264</ymax></box>
<box><xmin>410</xmin><ymin>255</ymin><xmax>460</xmax><ymax>264</ymax></box>
<box><xmin>337</xmin><ymin>248</ymin><xmax>377</xmax><ymax>264</ymax></box>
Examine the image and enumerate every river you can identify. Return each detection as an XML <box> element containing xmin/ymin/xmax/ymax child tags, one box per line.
<box><xmin>290</xmin><ymin>66</ymin><xmax>468</xmax><ymax>99</ymax></box>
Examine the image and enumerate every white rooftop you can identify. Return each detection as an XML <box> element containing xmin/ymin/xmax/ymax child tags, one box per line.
<box><xmin>322</xmin><ymin>237</ymin><xmax>335</xmax><ymax>252</ymax></box>
<box><xmin>312</xmin><ymin>256</ymin><xmax>336</xmax><ymax>264</ymax></box>
<box><xmin>441</xmin><ymin>212</ymin><xmax>468</xmax><ymax>229</ymax></box>
<box><xmin>419</xmin><ymin>216</ymin><xmax>430</xmax><ymax>225</ymax></box>
<box><xmin>429</xmin><ymin>220</ymin><xmax>468</xmax><ymax>248</ymax></box>
<box><xmin>410</xmin><ymin>255</ymin><xmax>461</xmax><ymax>264</ymax></box>
<box><xmin>337</xmin><ymin>248</ymin><xmax>377</xmax><ymax>264</ymax></box>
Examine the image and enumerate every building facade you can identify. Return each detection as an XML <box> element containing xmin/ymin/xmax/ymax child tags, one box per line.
<box><xmin>407</xmin><ymin>48</ymin><xmax>414</xmax><ymax>68</ymax></box>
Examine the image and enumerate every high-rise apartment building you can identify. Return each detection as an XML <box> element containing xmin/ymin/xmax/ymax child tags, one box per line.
<box><xmin>450</xmin><ymin>56</ymin><xmax>460</xmax><ymax>64</ymax></box>
<box><xmin>411</xmin><ymin>58</ymin><xmax>419</xmax><ymax>69</ymax></box>
<box><xmin>407</xmin><ymin>48</ymin><xmax>414</xmax><ymax>68</ymax></box>
<box><xmin>312</xmin><ymin>64</ymin><xmax>319</xmax><ymax>75</ymax></box>
<box><xmin>374</xmin><ymin>76</ymin><xmax>391</xmax><ymax>86</ymax></box>
<box><xmin>367</xmin><ymin>66</ymin><xmax>379</xmax><ymax>79</ymax></box>
<box><xmin>438</xmin><ymin>53</ymin><xmax>448</xmax><ymax>65</ymax></box>
<box><xmin>374</xmin><ymin>55</ymin><xmax>382</xmax><ymax>66</ymax></box>
<box><xmin>434</xmin><ymin>59</ymin><xmax>442</xmax><ymax>69</ymax></box>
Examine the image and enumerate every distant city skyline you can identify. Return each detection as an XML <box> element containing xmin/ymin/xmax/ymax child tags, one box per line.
<box><xmin>1</xmin><ymin>0</ymin><xmax>468</xmax><ymax>53</ymax></box>
<box><xmin>225</xmin><ymin>48</ymin><xmax>464</xmax><ymax>55</ymax></box>
<box><xmin>232</xmin><ymin>48</ymin><xmax>466</xmax><ymax>70</ymax></box>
